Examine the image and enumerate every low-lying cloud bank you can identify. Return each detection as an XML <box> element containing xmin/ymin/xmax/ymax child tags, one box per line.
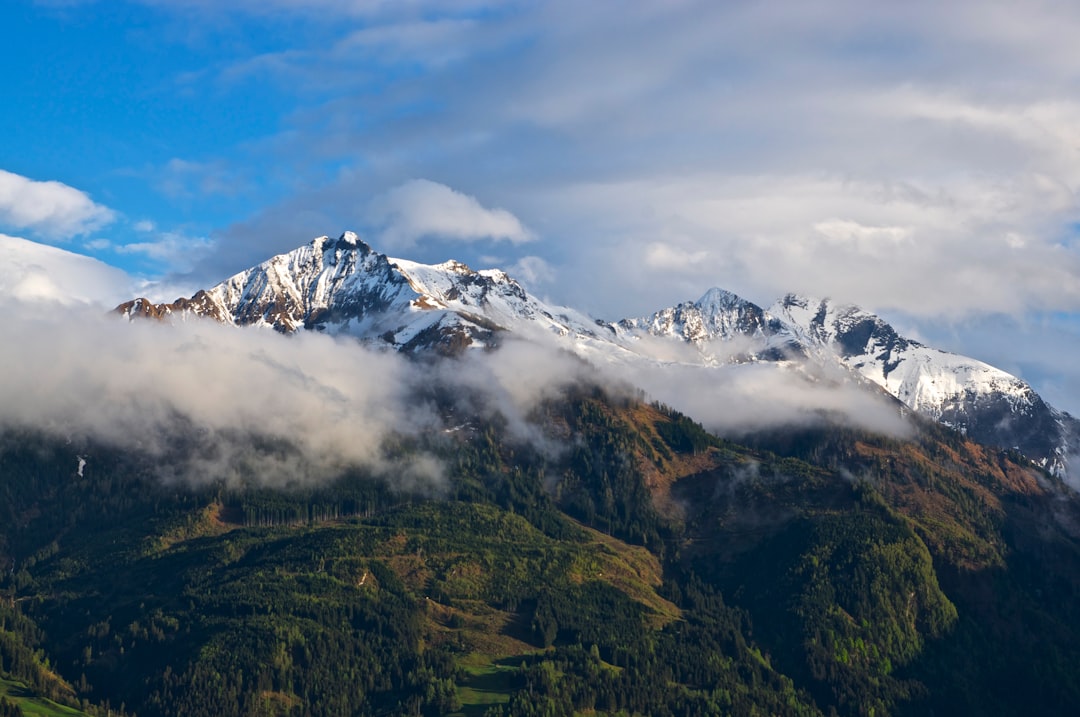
<box><xmin>564</xmin><ymin>328</ymin><xmax>913</xmax><ymax>440</ymax></box>
<box><xmin>621</xmin><ymin>359</ymin><xmax>912</xmax><ymax>440</ymax></box>
<box><xmin>0</xmin><ymin>304</ymin><xmax>911</xmax><ymax>490</ymax></box>
<box><xmin>2</xmin><ymin>304</ymin><xmax>441</xmax><ymax>489</ymax></box>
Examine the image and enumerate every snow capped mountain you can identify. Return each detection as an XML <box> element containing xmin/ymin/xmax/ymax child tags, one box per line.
<box><xmin>116</xmin><ymin>232</ymin><xmax>1080</xmax><ymax>483</ymax></box>
<box><xmin>617</xmin><ymin>287</ymin><xmax>775</xmax><ymax>342</ymax></box>
<box><xmin>765</xmin><ymin>294</ymin><xmax>1080</xmax><ymax>477</ymax></box>
<box><xmin>770</xmin><ymin>294</ymin><xmax>1024</xmax><ymax>416</ymax></box>
<box><xmin>624</xmin><ymin>289</ymin><xmax>1079</xmax><ymax>479</ymax></box>
<box><xmin>118</xmin><ymin>232</ymin><xmax>608</xmax><ymax>353</ymax></box>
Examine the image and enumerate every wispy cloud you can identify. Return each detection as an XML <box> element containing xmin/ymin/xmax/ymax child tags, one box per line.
<box><xmin>0</xmin><ymin>290</ymin><xmax>912</xmax><ymax>489</ymax></box>
<box><xmin>0</xmin><ymin>303</ymin><xmax>442</xmax><ymax>488</ymax></box>
<box><xmin>367</xmin><ymin>179</ymin><xmax>533</xmax><ymax>250</ymax></box>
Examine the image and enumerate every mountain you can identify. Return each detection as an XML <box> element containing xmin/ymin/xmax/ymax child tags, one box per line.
<box><xmin>117</xmin><ymin>232</ymin><xmax>1079</xmax><ymax>483</ymax></box>
<box><xmin>618</xmin><ymin>288</ymin><xmax>1080</xmax><ymax>482</ymax></box>
<box><xmin>614</xmin><ymin>287</ymin><xmax>797</xmax><ymax>363</ymax></box>
<box><xmin>768</xmin><ymin>294</ymin><xmax>1080</xmax><ymax>477</ymax></box>
<box><xmin>117</xmin><ymin>232</ymin><xmax>608</xmax><ymax>354</ymax></box>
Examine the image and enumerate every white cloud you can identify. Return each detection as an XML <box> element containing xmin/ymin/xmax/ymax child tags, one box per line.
<box><xmin>0</xmin><ymin>233</ymin><xmax>133</xmax><ymax>306</ymax></box>
<box><xmin>0</xmin><ymin>169</ymin><xmax>115</xmax><ymax>239</ymax></box>
<box><xmin>0</xmin><ymin>306</ymin><xmax>443</xmax><ymax>489</ymax></box>
<box><xmin>619</xmin><ymin>359</ymin><xmax>912</xmax><ymax>440</ymax></box>
<box><xmin>83</xmin><ymin>238</ymin><xmax>113</xmax><ymax>251</ymax></box>
<box><xmin>367</xmin><ymin>179</ymin><xmax>533</xmax><ymax>249</ymax></box>
<box><xmin>334</xmin><ymin>18</ymin><xmax>478</xmax><ymax>68</ymax></box>
<box><xmin>538</xmin><ymin>171</ymin><xmax>1080</xmax><ymax>320</ymax></box>
<box><xmin>644</xmin><ymin>243</ymin><xmax>710</xmax><ymax>272</ymax></box>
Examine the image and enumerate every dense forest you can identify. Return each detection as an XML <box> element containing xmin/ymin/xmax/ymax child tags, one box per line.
<box><xmin>2</xmin><ymin>380</ymin><xmax>1079</xmax><ymax>716</ymax></box>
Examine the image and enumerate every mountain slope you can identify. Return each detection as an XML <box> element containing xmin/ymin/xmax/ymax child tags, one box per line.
<box><xmin>4</xmin><ymin>377</ymin><xmax>1080</xmax><ymax>717</ymax></box>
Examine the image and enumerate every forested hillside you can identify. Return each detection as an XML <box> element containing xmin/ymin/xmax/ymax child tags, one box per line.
<box><xmin>2</xmin><ymin>381</ymin><xmax>1079</xmax><ymax>716</ymax></box>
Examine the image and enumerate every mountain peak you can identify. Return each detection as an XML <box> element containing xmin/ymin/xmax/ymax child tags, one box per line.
<box><xmin>117</xmin><ymin>231</ymin><xmax>605</xmax><ymax>353</ymax></box>
<box><xmin>431</xmin><ymin>259</ymin><xmax>476</xmax><ymax>275</ymax></box>
<box><xmin>778</xmin><ymin>292</ymin><xmax>824</xmax><ymax>308</ymax></box>
<box><xmin>310</xmin><ymin>231</ymin><xmax>374</xmax><ymax>255</ymax></box>
<box><xmin>694</xmin><ymin>287</ymin><xmax>753</xmax><ymax>313</ymax></box>
<box><xmin>618</xmin><ymin>286</ymin><xmax>779</xmax><ymax>347</ymax></box>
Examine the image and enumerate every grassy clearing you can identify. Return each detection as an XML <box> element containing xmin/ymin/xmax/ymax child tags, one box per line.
<box><xmin>450</xmin><ymin>653</ymin><xmax>522</xmax><ymax>717</ymax></box>
<box><xmin>0</xmin><ymin>677</ymin><xmax>87</xmax><ymax>717</ymax></box>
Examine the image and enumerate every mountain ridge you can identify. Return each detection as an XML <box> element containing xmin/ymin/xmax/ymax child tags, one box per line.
<box><xmin>114</xmin><ymin>231</ymin><xmax>1079</xmax><ymax>484</ymax></box>
<box><xmin>118</xmin><ymin>231</ymin><xmax>610</xmax><ymax>354</ymax></box>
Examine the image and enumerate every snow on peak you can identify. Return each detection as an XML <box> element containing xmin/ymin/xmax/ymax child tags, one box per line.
<box><xmin>119</xmin><ymin>232</ymin><xmax>607</xmax><ymax>352</ymax></box>
<box><xmin>617</xmin><ymin>286</ymin><xmax>783</xmax><ymax>350</ymax></box>
<box><xmin>694</xmin><ymin>287</ymin><xmax>752</xmax><ymax>313</ymax></box>
<box><xmin>763</xmin><ymin>292</ymin><xmax>1079</xmax><ymax>476</ymax></box>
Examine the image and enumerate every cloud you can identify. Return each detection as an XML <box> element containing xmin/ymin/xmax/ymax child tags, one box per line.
<box><xmin>0</xmin><ymin>285</ymin><xmax>915</xmax><ymax>493</ymax></box>
<box><xmin>0</xmin><ymin>304</ymin><xmax>443</xmax><ymax>489</ymax></box>
<box><xmin>644</xmin><ymin>243</ymin><xmax>710</xmax><ymax>273</ymax></box>
<box><xmin>0</xmin><ymin>169</ymin><xmax>115</xmax><ymax>239</ymax></box>
<box><xmin>18</xmin><ymin>0</ymin><xmax>1080</xmax><ymax>415</ymax></box>
<box><xmin>0</xmin><ymin>304</ymin><xmax>604</xmax><ymax>490</ymax></box>
<box><xmin>126</xmin><ymin>0</ymin><xmax>1080</xmax><ymax>323</ymax></box>
<box><xmin>137</xmin><ymin>0</ymin><xmax>505</xmax><ymax>21</ymax></box>
<box><xmin>537</xmin><ymin>171</ymin><xmax>1080</xmax><ymax>320</ymax></box>
<box><xmin>0</xmin><ymin>233</ymin><xmax>133</xmax><ymax>306</ymax></box>
<box><xmin>367</xmin><ymin>179</ymin><xmax>533</xmax><ymax>249</ymax></box>
<box><xmin>626</xmin><ymin>360</ymin><xmax>912</xmax><ymax>440</ymax></box>
<box><xmin>43</xmin><ymin>1</ymin><xmax>1080</xmax><ymax>322</ymax></box>
<box><xmin>535</xmin><ymin>326</ymin><xmax>914</xmax><ymax>440</ymax></box>
<box><xmin>333</xmin><ymin>18</ymin><xmax>479</xmax><ymax>69</ymax></box>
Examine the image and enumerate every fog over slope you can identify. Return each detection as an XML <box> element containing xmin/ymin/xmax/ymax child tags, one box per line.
<box><xmin>0</xmin><ymin>295</ymin><xmax>912</xmax><ymax>489</ymax></box>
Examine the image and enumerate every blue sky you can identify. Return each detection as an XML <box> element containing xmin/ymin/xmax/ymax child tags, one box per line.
<box><xmin>2</xmin><ymin>0</ymin><xmax>1080</xmax><ymax>413</ymax></box>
